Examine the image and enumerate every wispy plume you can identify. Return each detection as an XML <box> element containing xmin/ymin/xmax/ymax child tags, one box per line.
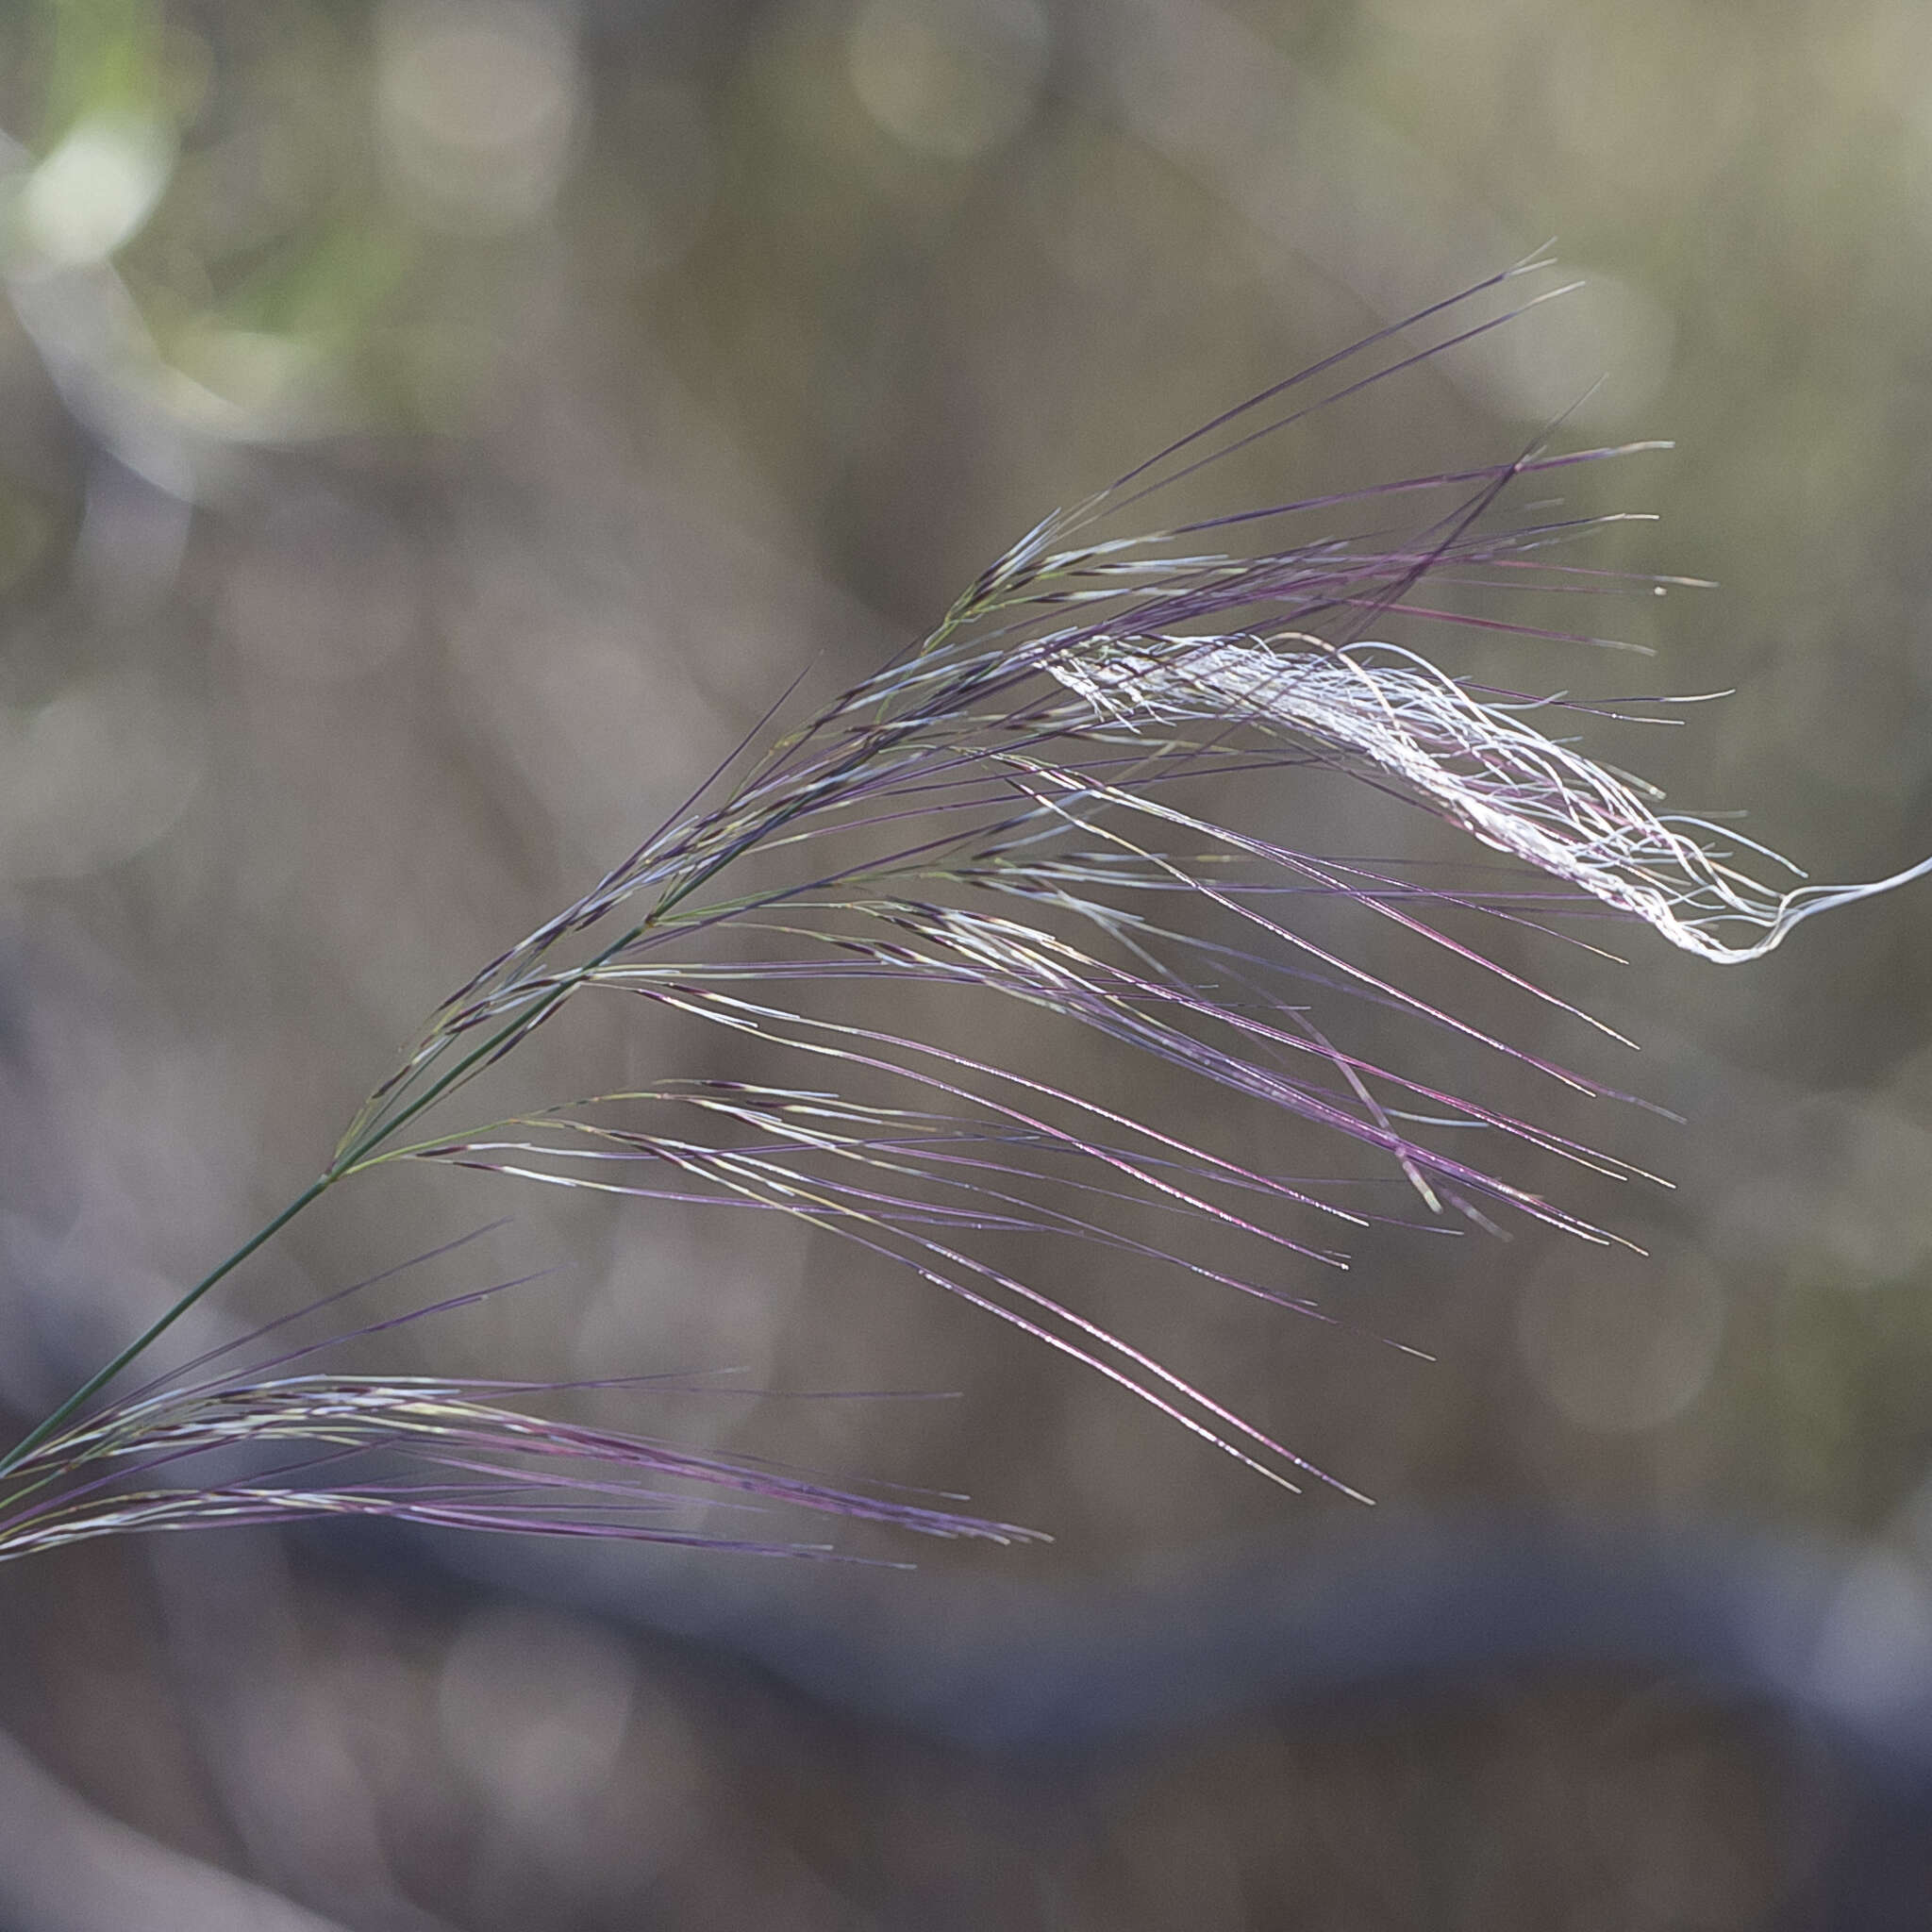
<box><xmin>4</xmin><ymin>260</ymin><xmax>1924</xmax><ymax>1546</ymax></box>
<box><xmin>1048</xmin><ymin>632</ymin><xmax>1932</xmax><ymax>964</ymax></box>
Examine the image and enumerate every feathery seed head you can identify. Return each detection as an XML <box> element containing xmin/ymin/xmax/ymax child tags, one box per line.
<box><xmin>7</xmin><ymin>261</ymin><xmax>1924</xmax><ymax>1549</ymax></box>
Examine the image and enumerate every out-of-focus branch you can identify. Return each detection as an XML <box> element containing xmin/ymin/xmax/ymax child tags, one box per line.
<box><xmin>0</xmin><ymin>1724</ymin><xmax>356</xmax><ymax>1932</ymax></box>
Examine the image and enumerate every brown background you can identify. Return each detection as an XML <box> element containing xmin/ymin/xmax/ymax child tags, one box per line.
<box><xmin>2</xmin><ymin>1</ymin><xmax>1931</xmax><ymax>1925</ymax></box>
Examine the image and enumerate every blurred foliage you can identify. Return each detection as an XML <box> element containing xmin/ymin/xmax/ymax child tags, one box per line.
<box><xmin>3</xmin><ymin>0</ymin><xmax>1932</xmax><ymax>1924</ymax></box>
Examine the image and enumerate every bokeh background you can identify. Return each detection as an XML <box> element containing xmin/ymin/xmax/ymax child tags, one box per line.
<box><xmin>4</xmin><ymin>1</ymin><xmax>1932</xmax><ymax>1926</ymax></box>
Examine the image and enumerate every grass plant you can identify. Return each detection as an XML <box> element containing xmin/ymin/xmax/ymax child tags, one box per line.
<box><xmin>4</xmin><ymin>261</ymin><xmax>1925</xmax><ymax>1560</ymax></box>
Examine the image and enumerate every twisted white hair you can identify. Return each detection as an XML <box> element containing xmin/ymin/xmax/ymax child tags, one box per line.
<box><xmin>1054</xmin><ymin>633</ymin><xmax>1932</xmax><ymax>963</ymax></box>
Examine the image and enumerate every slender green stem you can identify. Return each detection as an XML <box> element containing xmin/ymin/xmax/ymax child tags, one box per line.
<box><xmin>0</xmin><ymin>892</ymin><xmax>691</xmax><ymax>1480</ymax></box>
<box><xmin>0</xmin><ymin>1174</ymin><xmax>334</xmax><ymax>1477</ymax></box>
<box><xmin>0</xmin><ymin>808</ymin><xmax>834</xmax><ymax>1480</ymax></box>
<box><xmin>0</xmin><ymin>1011</ymin><xmax>577</xmax><ymax>1478</ymax></box>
